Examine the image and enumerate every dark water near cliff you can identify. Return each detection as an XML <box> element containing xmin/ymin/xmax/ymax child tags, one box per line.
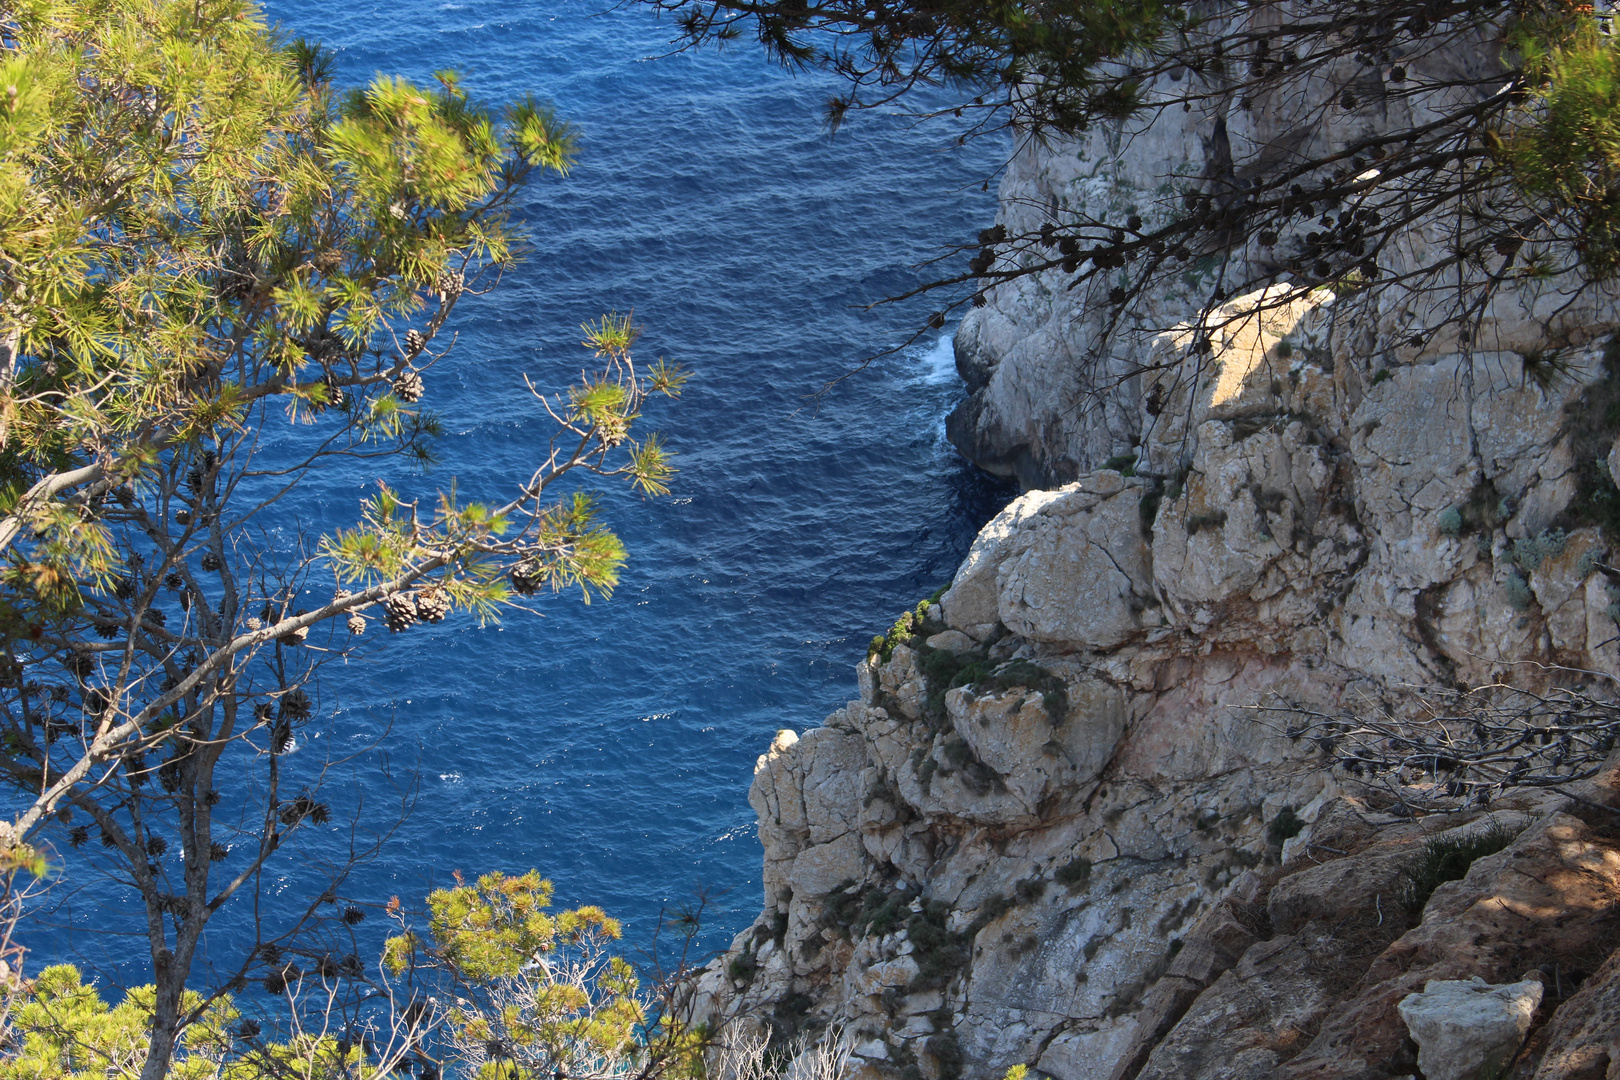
<box><xmin>44</xmin><ymin>0</ymin><xmax>1013</xmax><ymax>980</ymax></box>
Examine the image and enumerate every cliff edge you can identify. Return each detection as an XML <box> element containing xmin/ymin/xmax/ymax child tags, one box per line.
<box><xmin>693</xmin><ymin>46</ymin><xmax>1620</xmax><ymax>1080</ymax></box>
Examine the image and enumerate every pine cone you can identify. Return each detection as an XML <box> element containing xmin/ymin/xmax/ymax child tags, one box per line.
<box><xmin>383</xmin><ymin>592</ymin><xmax>418</xmax><ymax>632</ymax></box>
<box><xmin>346</xmin><ymin>613</ymin><xmax>366</xmax><ymax>636</ymax></box>
<box><xmin>164</xmin><ymin>573</ymin><xmax>183</xmax><ymax>590</ymax></box>
<box><xmin>414</xmin><ymin>588</ymin><xmax>450</xmax><ymax>623</ymax></box>
<box><xmin>114</xmin><ymin>577</ymin><xmax>136</xmax><ymax>600</ymax></box>
<box><xmin>509</xmin><ymin>560</ymin><xmax>542</xmax><ymax>596</ymax></box>
<box><xmin>278</xmin><ymin>688</ymin><xmax>311</xmax><ymax>721</ymax></box>
<box><xmin>245</xmin><ymin>617</ymin><xmax>263</xmax><ymax>631</ymax></box>
<box><xmin>393</xmin><ymin>369</ymin><xmax>424</xmax><ymax>403</ymax></box>
<box><xmin>200</xmin><ymin>552</ymin><xmax>221</xmax><ymax>572</ymax></box>
<box><xmin>174</xmin><ymin>510</ymin><xmax>192</xmax><ymax>526</ymax></box>
<box><xmin>209</xmin><ymin>842</ymin><xmax>229</xmax><ymax>862</ymax></box>
<box><xmin>434</xmin><ymin>269</ymin><xmax>463</xmax><ymax>298</ymax></box>
<box><xmin>404</xmin><ymin>329</ymin><xmax>425</xmax><ymax>354</ymax></box>
<box><xmin>333</xmin><ymin>588</ymin><xmax>351</xmax><ymax>603</ymax></box>
<box><xmin>142</xmin><ymin>608</ymin><xmax>167</xmax><ymax>628</ymax></box>
<box><xmin>324</xmin><ymin>377</ymin><xmax>345</xmax><ymax>409</ymax></box>
<box><xmin>95</xmin><ymin>621</ymin><xmax>119</xmax><ymax>639</ymax></box>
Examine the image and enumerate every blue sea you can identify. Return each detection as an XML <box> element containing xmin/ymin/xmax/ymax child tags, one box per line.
<box><xmin>42</xmin><ymin>0</ymin><xmax>1012</xmax><ymax>983</ymax></box>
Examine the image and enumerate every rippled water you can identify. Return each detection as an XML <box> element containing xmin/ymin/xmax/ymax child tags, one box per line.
<box><xmin>44</xmin><ymin>0</ymin><xmax>1013</xmax><ymax>978</ymax></box>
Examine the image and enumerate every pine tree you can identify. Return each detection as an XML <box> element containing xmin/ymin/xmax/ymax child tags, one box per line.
<box><xmin>0</xmin><ymin>4</ymin><xmax>684</xmax><ymax>1077</ymax></box>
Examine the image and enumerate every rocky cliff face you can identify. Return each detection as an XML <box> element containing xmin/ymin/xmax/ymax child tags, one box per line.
<box><xmin>690</xmin><ymin>45</ymin><xmax>1620</xmax><ymax>1080</ymax></box>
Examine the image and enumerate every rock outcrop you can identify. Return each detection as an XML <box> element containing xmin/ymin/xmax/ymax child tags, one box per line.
<box><xmin>692</xmin><ymin>19</ymin><xmax>1620</xmax><ymax>1080</ymax></box>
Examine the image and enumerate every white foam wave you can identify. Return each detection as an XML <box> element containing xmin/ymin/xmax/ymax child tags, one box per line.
<box><xmin>918</xmin><ymin>334</ymin><xmax>956</xmax><ymax>385</ymax></box>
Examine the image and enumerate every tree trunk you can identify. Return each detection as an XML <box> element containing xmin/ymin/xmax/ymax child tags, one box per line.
<box><xmin>139</xmin><ymin>955</ymin><xmax>186</xmax><ymax>1080</ymax></box>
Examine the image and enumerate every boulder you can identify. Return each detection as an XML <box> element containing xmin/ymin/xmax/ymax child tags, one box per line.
<box><xmin>1397</xmin><ymin>977</ymin><xmax>1543</xmax><ymax>1080</ymax></box>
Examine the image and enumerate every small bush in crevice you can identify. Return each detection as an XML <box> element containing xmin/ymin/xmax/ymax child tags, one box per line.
<box><xmin>907</xmin><ymin>899</ymin><xmax>967</xmax><ymax>991</ymax></box>
<box><xmin>924</xmin><ymin>1031</ymin><xmax>965</xmax><ymax>1080</ymax></box>
<box><xmin>1446</xmin><ymin>477</ymin><xmax>1508</xmax><ymax>539</ymax></box>
<box><xmin>728</xmin><ymin>949</ymin><xmax>758</xmax><ymax>983</ymax></box>
<box><xmin>868</xmin><ymin>588</ymin><xmax>950</xmax><ymax>663</ymax></box>
<box><xmin>1054</xmin><ymin>855</ymin><xmax>1093</xmax><ymax>892</ymax></box>
<box><xmin>1556</xmin><ymin>339</ymin><xmax>1620</xmax><ymax>540</ymax></box>
<box><xmin>1013</xmin><ymin>876</ymin><xmax>1048</xmax><ymax>904</ymax></box>
<box><xmin>1513</xmin><ymin>529</ymin><xmax>1568</xmax><ymax>571</ymax></box>
<box><xmin>823</xmin><ymin>882</ymin><xmax>907</xmax><ymax>939</ymax></box>
<box><xmin>1398</xmin><ymin>820</ymin><xmax>1518</xmax><ymax>918</ymax></box>
<box><xmin>1102</xmin><ymin>452</ymin><xmax>1139</xmax><ymax>475</ymax></box>
<box><xmin>916</xmin><ymin>647</ymin><xmax>1069</xmax><ymax>730</ymax></box>
<box><xmin>1139</xmin><ymin>478</ymin><xmax>1165</xmax><ymax>535</ymax></box>
<box><xmin>965</xmin><ymin>893</ymin><xmax>1015</xmax><ymax>939</ymax></box>
<box><xmin>769</xmin><ymin>992</ymin><xmax>817</xmax><ymax>1043</ymax></box>
<box><xmin>1267</xmin><ymin>806</ymin><xmax>1305</xmax><ymax>847</ymax></box>
<box><xmin>1505</xmin><ymin>570</ymin><xmax>1534</xmax><ymax>611</ymax></box>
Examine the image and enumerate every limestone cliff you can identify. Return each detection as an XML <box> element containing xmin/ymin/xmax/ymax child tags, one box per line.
<box><xmin>690</xmin><ymin>44</ymin><xmax>1620</xmax><ymax>1080</ymax></box>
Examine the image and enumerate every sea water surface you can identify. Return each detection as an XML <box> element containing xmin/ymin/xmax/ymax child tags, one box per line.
<box><xmin>51</xmin><ymin>0</ymin><xmax>1013</xmax><ymax>978</ymax></box>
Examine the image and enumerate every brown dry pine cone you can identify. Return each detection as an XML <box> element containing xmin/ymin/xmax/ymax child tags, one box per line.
<box><xmin>393</xmin><ymin>370</ymin><xmax>424</xmax><ymax>403</ymax></box>
<box><xmin>383</xmin><ymin>593</ymin><xmax>418</xmax><ymax>633</ymax></box>
<box><xmin>414</xmin><ymin>588</ymin><xmax>450</xmax><ymax>624</ymax></box>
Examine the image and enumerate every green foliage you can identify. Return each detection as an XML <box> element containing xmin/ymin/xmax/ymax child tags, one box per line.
<box><xmin>1266</xmin><ymin>806</ymin><xmax>1304</xmax><ymax>847</ymax></box>
<box><xmin>1447</xmin><ymin>478</ymin><xmax>1511</xmax><ymax>539</ymax></box>
<box><xmin>868</xmin><ymin>593</ymin><xmax>947</xmax><ymax>663</ymax></box>
<box><xmin>383</xmin><ymin>870</ymin><xmax>702</xmax><ymax>1080</ymax></box>
<box><xmin>1503</xmin><ymin>22</ymin><xmax>1620</xmax><ymax>277</ymax></box>
<box><xmin>1</xmin><ymin>966</ymin><xmax>240</xmax><ymax>1080</ymax></box>
<box><xmin>1513</xmin><ymin>529</ymin><xmax>1568</xmax><ymax>571</ymax></box>
<box><xmin>912</xmin><ymin>643</ymin><xmax>1068</xmax><ymax>731</ymax></box>
<box><xmin>5</xmin><ymin>869</ymin><xmax>706</xmax><ymax>1080</ymax></box>
<box><xmin>1138</xmin><ymin>480</ymin><xmax>1165</xmax><ymax>535</ymax></box>
<box><xmin>0</xmin><ymin>7</ymin><xmax>686</xmax><ymax>1078</ymax></box>
<box><xmin>644</xmin><ymin>0</ymin><xmax>1177</xmax><ymax>139</ymax></box>
<box><xmin>1101</xmin><ymin>453</ymin><xmax>1138</xmax><ymax>475</ymax></box>
<box><xmin>0</xmin><ymin>965</ymin><xmax>382</xmax><ymax>1080</ymax></box>
<box><xmin>1438</xmin><ymin>507</ymin><xmax>1464</xmax><ymax>537</ymax></box>
<box><xmin>822</xmin><ymin>882</ymin><xmax>908</xmax><ymax>939</ymax></box>
<box><xmin>923</xmin><ymin>1031</ymin><xmax>964</xmax><ymax>1080</ymax></box>
<box><xmin>1398</xmin><ymin>821</ymin><xmax>1518</xmax><ymax>916</ymax></box>
<box><xmin>1505</xmin><ymin>570</ymin><xmax>1535</xmax><ymax>611</ymax></box>
<box><xmin>1054</xmin><ymin>855</ymin><xmax>1093</xmax><ymax>893</ymax></box>
<box><xmin>906</xmin><ymin>899</ymin><xmax>968</xmax><ymax>992</ymax></box>
<box><xmin>1556</xmin><ymin>342</ymin><xmax>1620</xmax><ymax>541</ymax></box>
